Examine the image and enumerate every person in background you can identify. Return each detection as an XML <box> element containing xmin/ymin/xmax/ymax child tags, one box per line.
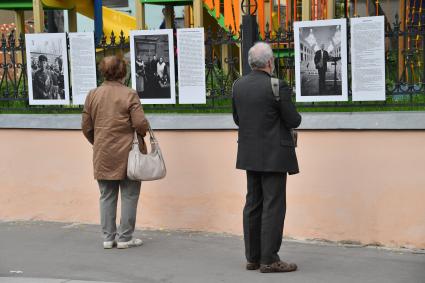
<box><xmin>32</xmin><ymin>55</ymin><xmax>52</xmax><ymax>99</ymax></box>
<box><xmin>135</xmin><ymin>55</ymin><xmax>146</xmax><ymax>96</ymax></box>
<box><xmin>159</xmin><ymin>8</ymin><xmax>166</xmax><ymax>29</ymax></box>
<box><xmin>149</xmin><ymin>54</ymin><xmax>159</xmax><ymax>90</ymax></box>
<box><xmin>48</xmin><ymin>63</ymin><xmax>59</xmax><ymax>99</ymax></box>
<box><xmin>149</xmin><ymin>54</ymin><xmax>158</xmax><ymax>78</ymax></box>
<box><xmin>82</xmin><ymin>55</ymin><xmax>149</xmax><ymax>249</ymax></box>
<box><xmin>232</xmin><ymin>42</ymin><xmax>301</xmax><ymax>273</ymax></box>
<box><xmin>159</xmin><ymin>6</ymin><xmax>179</xmax><ymax>81</ymax></box>
<box><xmin>314</xmin><ymin>43</ymin><xmax>329</xmax><ymax>95</ymax></box>
<box><xmin>157</xmin><ymin>57</ymin><xmax>168</xmax><ymax>87</ymax></box>
<box><xmin>54</xmin><ymin>56</ymin><xmax>65</xmax><ymax>99</ymax></box>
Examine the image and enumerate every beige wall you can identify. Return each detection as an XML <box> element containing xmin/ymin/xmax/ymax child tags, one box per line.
<box><xmin>0</xmin><ymin>129</ymin><xmax>424</xmax><ymax>249</ymax></box>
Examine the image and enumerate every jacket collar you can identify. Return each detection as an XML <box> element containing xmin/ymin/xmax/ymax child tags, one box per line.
<box><xmin>251</xmin><ymin>69</ymin><xmax>272</xmax><ymax>77</ymax></box>
<box><xmin>102</xmin><ymin>80</ymin><xmax>123</xmax><ymax>86</ymax></box>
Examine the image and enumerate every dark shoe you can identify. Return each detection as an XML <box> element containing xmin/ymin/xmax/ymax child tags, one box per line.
<box><xmin>246</xmin><ymin>262</ymin><xmax>260</xmax><ymax>270</ymax></box>
<box><xmin>260</xmin><ymin>261</ymin><xmax>298</xmax><ymax>273</ymax></box>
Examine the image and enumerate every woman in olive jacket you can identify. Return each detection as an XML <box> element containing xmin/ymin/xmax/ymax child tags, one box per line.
<box><xmin>82</xmin><ymin>55</ymin><xmax>149</xmax><ymax>249</ymax></box>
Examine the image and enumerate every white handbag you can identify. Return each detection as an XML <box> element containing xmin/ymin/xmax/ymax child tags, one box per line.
<box><xmin>127</xmin><ymin>126</ymin><xmax>166</xmax><ymax>181</ymax></box>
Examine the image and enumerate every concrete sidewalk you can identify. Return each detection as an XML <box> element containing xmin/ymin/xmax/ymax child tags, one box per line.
<box><xmin>0</xmin><ymin>221</ymin><xmax>424</xmax><ymax>283</ymax></box>
<box><xmin>0</xmin><ymin>279</ymin><xmax>117</xmax><ymax>283</ymax></box>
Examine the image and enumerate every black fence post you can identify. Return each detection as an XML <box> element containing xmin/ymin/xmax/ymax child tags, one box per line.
<box><xmin>422</xmin><ymin>24</ymin><xmax>425</xmax><ymax>90</ymax></box>
<box><xmin>240</xmin><ymin>0</ymin><xmax>259</xmax><ymax>76</ymax></box>
<box><xmin>46</xmin><ymin>11</ymin><xmax>59</xmax><ymax>33</ymax></box>
<box><xmin>393</xmin><ymin>15</ymin><xmax>400</xmax><ymax>92</ymax></box>
<box><xmin>241</xmin><ymin>15</ymin><xmax>258</xmax><ymax>75</ymax></box>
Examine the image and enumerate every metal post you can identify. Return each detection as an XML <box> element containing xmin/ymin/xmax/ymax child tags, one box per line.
<box><xmin>68</xmin><ymin>8</ymin><xmax>78</xmax><ymax>32</ymax></box>
<box><xmin>94</xmin><ymin>0</ymin><xmax>103</xmax><ymax>43</ymax></box>
<box><xmin>353</xmin><ymin>0</ymin><xmax>357</xmax><ymax>16</ymax></box>
<box><xmin>302</xmin><ymin>0</ymin><xmax>311</xmax><ymax>20</ymax></box>
<box><xmin>19</xmin><ymin>33</ymin><xmax>27</xmax><ymax>95</ymax></box>
<box><xmin>13</xmin><ymin>11</ymin><xmax>25</xmax><ymax>73</ymax></box>
<box><xmin>394</xmin><ymin>14</ymin><xmax>400</xmax><ymax>90</ymax></box>
<box><xmin>345</xmin><ymin>0</ymin><xmax>348</xmax><ymax>18</ymax></box>
<box><xmin>241</xmin><ymin>14</ymin><xmax>259</xmax><ymax>75</ymax></box>
<box><xmin>193</xmin><ymin>0</ymin><xmax>203</xmax><ymax>27</ymax></box>
<box><xmin>422</xmin><ymin>25</ymin><xmax>425</xmax><ymax>89</ymax></box>
<box><xmin>184</xmin><ymin>6</ymin><xmax>192</xmax><ymax>28</ymax></box>
<box><xmin>1</xmin><ymin>35</ymin><xmax>9</xmax><ymax>97</ymax></box>
<box><xmin>327</xmin><ymin>0</ymin><xmax>335</xmax><ymax>19</ymax></box>
<box><xmin>47</xmin><ymin>10</ymin><xmax>58</xmax><ymax>33</ymax></box>
<box><xmin>33</xmin><ymin>0</ymin><xmax>45</xmax><ymax>33</ymax></box>
<box><xmin>14</xmin><ymin>10</ymin><xmax>25</xmax><ymax>35</ymax></box>
<box><xmin>165</xmin><ymin>5</ymin><xmax>174</xmax><ymax>29</ymax></box>
<box><xmin>375</xmin><ymin>0</ymin><xmax>379</xmax><ymax>16</ymax></box>
<box><xmin>135</xmin><ymin>0</ymin><xmax>145</xmax><ymax>29</ymax></box>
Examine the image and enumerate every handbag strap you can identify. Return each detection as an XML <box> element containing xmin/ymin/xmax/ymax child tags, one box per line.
<box><xmin>133</xmin><ymin>124</ymin><xmax>158</xmax><ymax>146</ymax></box>
<box><xmin>132</xmin><ymin>131</ymin><xmax>139</xmax><ymax>146</ymax></box>
<box><xmin>147</xmin><ymin>124</ymin><xmax>158</xmax><ymax>143</ymax></box>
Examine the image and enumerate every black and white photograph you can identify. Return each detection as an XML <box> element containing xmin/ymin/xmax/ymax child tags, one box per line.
<box><xmin>25</xmin><ymin>33</ymin><xmax>70</xmax><ymax>105</ymax></box>
<box><xmin>130</xmin><ymin>29</ymin><xmax>176</xmax><ymax>104</ymax></box>
<box><xmin>294</xmin><ymin>19</ymin><xmax>348</xmax><ymax>102</ymax></box>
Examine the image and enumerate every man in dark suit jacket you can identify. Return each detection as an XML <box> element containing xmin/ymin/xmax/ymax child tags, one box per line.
<box><xmin>232</xmin><ymin>42</ymin><xmax>301</xmax><ymax>273</ymax></box>
<box><xmin>147</xmin><ymin>55</ymin><xmax>159</xmax><ymax>91</ymax></box>
<box><xmin>314</xmin><ymin>44</ymin><xmax>329</xmax><ymax>94</ymax></box>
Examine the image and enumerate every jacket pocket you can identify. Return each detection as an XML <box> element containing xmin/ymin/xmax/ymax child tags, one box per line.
<box><xmin>280</xmin><ymin>139</ymin><xmax>295</xmax><ymax>147</ymax></box>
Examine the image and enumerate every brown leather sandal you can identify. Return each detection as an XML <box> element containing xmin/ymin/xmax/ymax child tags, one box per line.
<box><xmin>260</xmin><ymin>261</ymin><xmax>298</xmax><ymax>273</ymax></box>
<box><xmin>246</xmin><ymin>262</ymin><xmax>260</xmax><ymax>270</ymax></box>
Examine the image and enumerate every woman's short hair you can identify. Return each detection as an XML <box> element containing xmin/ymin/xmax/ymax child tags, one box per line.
<box><xmin>99</xmin><ymin>55</ymin><xmax>127</xmax><ymax>81</ymax></box>
<box><xmin>248</xmin><ymin>42</ymin><xmax>274</xmax><ymax>69</ymax></box>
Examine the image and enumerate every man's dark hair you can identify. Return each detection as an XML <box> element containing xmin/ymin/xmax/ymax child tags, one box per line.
<box><xmin>38</xmin><ymin>55</ymin><xmax>48</xmax><ymax>62</ymax></box>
